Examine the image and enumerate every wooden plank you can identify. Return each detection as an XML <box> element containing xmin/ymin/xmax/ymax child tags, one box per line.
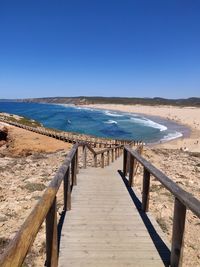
<box><xmin>59</xmin><ymin>259</ymin><xmax>163</xmax><ymax>267</ymax></box>
<box><xmin>59</xmin><ymin>158</ymin><xmax>166</xmax><ymax>267</ymax></box>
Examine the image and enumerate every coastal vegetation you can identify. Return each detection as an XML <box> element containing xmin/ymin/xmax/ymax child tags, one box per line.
<box><xmin>12</xmin><ymin>96</ymin><xmax>200</xmax><ymax>107</ymax></box>
<box><xmin>0</xmin><ymin>113</ymin><xmax>41</xmax><ymax>128</ymax></box>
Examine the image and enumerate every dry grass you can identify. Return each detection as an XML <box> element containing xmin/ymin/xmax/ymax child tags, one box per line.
<box><xmin>23</xmin><ymin>182</ymin><xmax>46</xmax><ymax>192</ymax></box>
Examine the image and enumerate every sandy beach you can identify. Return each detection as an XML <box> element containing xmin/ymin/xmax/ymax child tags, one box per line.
<box><xmin>82</xmin><ymin>104</ymin><xmax>200</xmax><ymax>152</ymax></box>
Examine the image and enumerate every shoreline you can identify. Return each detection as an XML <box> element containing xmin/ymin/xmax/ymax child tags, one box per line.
<box><xmin>81</xmin><ymin>104</ymin><xmax>200</xmax><ymax>152</ymax></box>
<box><xmin>55</xmin><ymin>103</ymin><xmax>190</xmax><ymax>144</ymax></box>
<box><xmin>1</xmin><ymin>103</ymin><xmax>199</xmax><ymax>151</ymax></box>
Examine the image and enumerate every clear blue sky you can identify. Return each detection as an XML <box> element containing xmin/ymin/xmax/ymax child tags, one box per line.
<box><xmin>0</xmin><ymin>0</ymin><xmax>200</xmax><ymax>99</ymax></box>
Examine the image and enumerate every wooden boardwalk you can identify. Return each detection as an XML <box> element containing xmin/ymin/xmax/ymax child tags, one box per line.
<box><xmin>59</xmin><ymin>157</ymin><xmax>168</xmax><ymax>267</ymax></box>
<box><xmin>1</xmin><ymin>141</ymin><xmax>199</xmax><ymax>267</ymax></box>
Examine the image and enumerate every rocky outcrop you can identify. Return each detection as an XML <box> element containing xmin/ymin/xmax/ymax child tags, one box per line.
<box><xmin>0</xmin><ymin>126</ymin><xmax>8</xmax><ymax>141</ymax></box>
<box><xmin>0</xmin><ymin>127</ymin><xmax>8</xmax><ymax>147</ymax></box>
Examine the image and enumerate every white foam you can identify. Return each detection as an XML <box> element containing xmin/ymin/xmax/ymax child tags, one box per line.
<box><xmin>54</xmin><ymin>103</ymin><xmax>72</xmax><ymax>107</ymax></box>
<box><xmin>72</xmin><ymin>106</ymin><xmax>95</xmax><ymax>112</ymax></box>
<box><xmin>105</xmin><ymin>120</ymin><xmax>118</xmax><ymax>124</ymax></box>
<box><xmin>104</xmin><ymin>110</ymin><xmax>124</xmax><ymax>117</ymax></box>
<box><xmin>130</xmin><ymin>117</ymin><xmax>167</xmax><ymax>132</ymax></box>
<box><xmin>160</xmin><ymin>131</ymin><xmax>183</xmax><ymax>142</ymax></box>
<box><xmin>57</xmin><ymin>104</ymin><xmax>95</xmax><ymax>112</ymax></box>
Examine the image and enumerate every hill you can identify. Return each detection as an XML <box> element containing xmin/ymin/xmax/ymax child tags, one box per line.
<box><xmin>14</xmin><ymin>96</ymin><xmax>200</xmax><ymax>107</ymax></box>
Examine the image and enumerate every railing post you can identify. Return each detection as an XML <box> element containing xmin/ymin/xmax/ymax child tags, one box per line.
<box><xmin>83</xmin><ymin>145</ymin><xmax>87</xmax><ymax>169</ymax></box>
<box><xmin>71</xmin><ymin>156</ymin><xmax>77</xmax><ymax>186</ymax></box>
<box><xmin>123</xmin><ymin>148</ymin><xmax>127</xmax><ymax>175</ymax></box>
<box><xmin>46</xmin><ymin>197</ymin><xmax>58</xmax><ymax>267</ymax></box>
<box><xmin>171</xmin><ymin>198</ymin><xmax>186</xmax><ymax>267</ymax></box>
<box><xmin>94</xmin><ymin>154</ymin><xmax>97</xmax><ymax>167</ymax></box>
<box><xmin>115</xmin><ymin>148</ymin><xmax>117</xmax><ymax>160</ymax></box>
<box><xmin>129</xmin><ymin>155</ymin><xmax>134</xmax><ymax>187</ymax></box>
<box><xmin>133</xmin><ymin>156</ymin><xmax>137</xmax><ymax>177</ymax></box>
<box><xmin>101</xmin><ymin>153</ymin><xmax>104</xmax><ymax>168</ymax></box>
<box><xmin>111</xmin><ymin>149</ymin><xmax>114</xmax><ymax>162</ymax></box>
<box><xmin>74</xmin><ymin>154</ymin><xmax>77</xmax><ymax>185</ymax></box>
<box><xmin>107</xmin><ymin>150</ymin><xmax>110</xmax><ymax>165</ymax></box>
<box><xmin>142</xmin><ymin>167</ymin><xmax>150</xmax><ymax>212</ymax></box>
<box><xmin>64</xmin><ymin>168</ymin><xmax>71</xmax><ymax>211</ymax></box>
<box><xmin>76</xmin><ymin>148</ymin><xmax>79</xmax><ymax>174</ymax></box>
<box><xmin>126</xmin><ymin>152</ymin><xmax>130</xmax><ymax>175</ymax></box>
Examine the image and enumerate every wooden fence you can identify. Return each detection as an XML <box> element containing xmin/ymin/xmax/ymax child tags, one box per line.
<box><xmin>0</xmin><ymin>141</ymin><xmax>126</xmax><ymax>267</ymax></box>
<box><xmin>123</xmin><ymin>145</ymin><xmax>200</xmax><ymax>267</ymax></box>
<box><xmin>0</xmin><ymin>118</ymin><xmax>143</xmax><ymax>147</ymax></box>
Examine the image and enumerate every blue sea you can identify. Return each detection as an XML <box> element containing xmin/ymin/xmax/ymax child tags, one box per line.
<box><xmin>0</xmin><ymin>102</ymin><xmax>188</xmax><ymax>143</ymax></box>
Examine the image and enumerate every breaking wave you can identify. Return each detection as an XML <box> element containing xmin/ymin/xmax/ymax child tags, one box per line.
<box><xmin>105</xmin><ymin>120</ymin><xmax>118</xmax><ymax>124</ymax></box>
<box><xmin>131</xmin><ymin>117</ymin><xmax>167</xmax><ymax>132</ymax></box>
<box><xmin>104</xmin><ymin>110</ymin><xmax>124</xmax><ymax>117</ymax></box>
<box><xmin>160</xmin><ymin>132</ymin><xmax>183</xmax><ymax>142</ymax></box>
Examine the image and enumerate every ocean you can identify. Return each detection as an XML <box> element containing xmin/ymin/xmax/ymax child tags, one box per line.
<box><xmin>0</xmin><ymin>102</ymin><xmax>188</xmax><ymax>143</ymax></box>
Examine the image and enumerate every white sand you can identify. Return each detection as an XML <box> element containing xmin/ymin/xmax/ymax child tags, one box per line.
<box><xmin>83</xmin><ymin>104</ymin><xmax>200</xmax><ymax>152</ymax></box>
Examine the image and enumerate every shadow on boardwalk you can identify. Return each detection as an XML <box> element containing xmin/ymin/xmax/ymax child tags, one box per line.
<box><xmin>57</xmin><ymin>210</ymin><xmax>67</xmax><ymax>255</ymax></box>
<box><xmin>118</xmin><ymin>170</ymin><xmax>170</xmax><ymax>267</ymax></box>
<box><xmin>56</xmin><ymin>168</ymin><xmax>170</xmax><ymax>266</ymax></box>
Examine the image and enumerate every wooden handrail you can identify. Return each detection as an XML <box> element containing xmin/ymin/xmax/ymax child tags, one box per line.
<box><xmin>0</xmin><ymin>139</ymin><xmax>135</xmax><ymax>266</ymax></box>
<box><xmin>78</xmin><ymin>143</ymin><xmax>124</xmax><ymax>168</ymax></box>
<box><xmin>95</xmin><ymin>144</ymin><xmax>123</xmax><ymax>155</ymax></box>
<box><xmin>123</xmin><ymin>145</ymin><xmax>200</xmax><ymax>267</ymax></box>
<box><xmin>124</xmin><ymin>146</ymin><xmax>200</xmax><ymax>218</ymax></box>
<box><xmin>0</xmin><ymin>118</ymin><xmax>133</xmax><ymax>146</ymax></box>
<box><xmin>0</xmin><ymin>143</ymin><xmax>79</xmax><ymax>267</ymax></box>
<box><xmin>0</xmin><ymin>117</ymin><xmax>143</xmax><ymax>266</ymax></box>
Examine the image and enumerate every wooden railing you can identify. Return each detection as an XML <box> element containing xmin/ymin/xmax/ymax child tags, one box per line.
<box><xmin>0</xmin><ymin>143</ymin><xmax>79</xmax><ymax>267</ymax></box>
<box><xmin>0</xmin><ymin>118</ymin><xmax>142</xmax><ymax>147</ymax></box>
<box><xmin>123</xmin><ymin>145</ymin><xmax>200</xmax><ymax>267</ymax></box>
<box><xmin>80</xmin><ymin>142</ymin><xmax>124</xmax><ymax>168</ymax></box>
<box><xmin>0</xmin><ymin>139</ymin><xmax>128</xmax><ymax>267</ymax></box>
